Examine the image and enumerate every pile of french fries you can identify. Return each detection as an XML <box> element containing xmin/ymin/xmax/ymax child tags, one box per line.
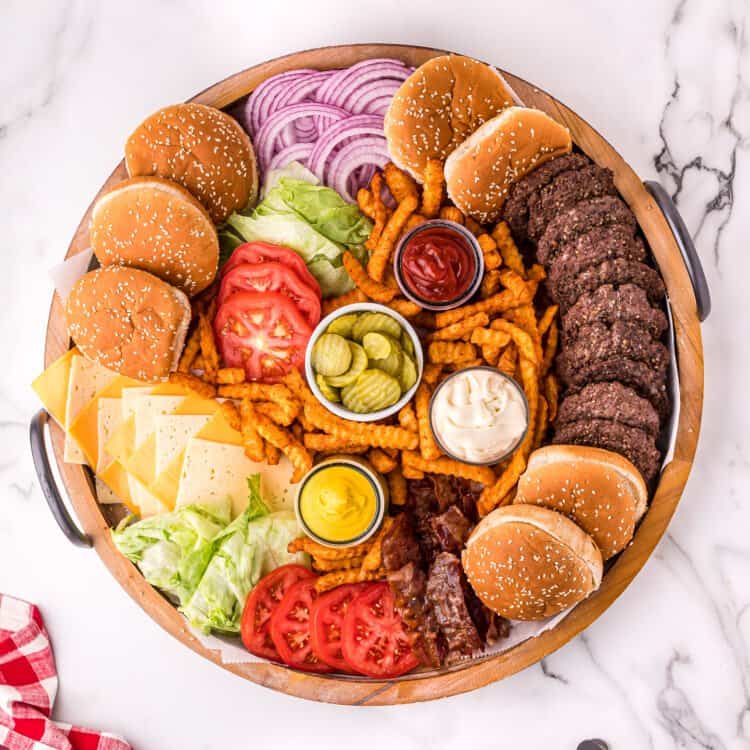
<box><xmin>170</xmin><ymin>158</ymin><xmax>561</xmax><ymax>521</ymax></box>
<box><xmin>289</xmin><ymin>517</ymin><xmax>395</xmax><ymax>592</ymax></box>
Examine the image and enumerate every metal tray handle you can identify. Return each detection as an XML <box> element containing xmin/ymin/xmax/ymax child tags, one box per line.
<box><xmin>645</xmin><ymin>181</ymin><xmax>711</xmax><ymax>321</ymax></box>
<box><xmin>29</xmin><ymin>409</ymin><xmax>92</xmax><ymax>548</ymax></box>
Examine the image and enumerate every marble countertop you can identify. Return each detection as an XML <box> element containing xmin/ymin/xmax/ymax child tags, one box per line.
<box><xmin>1</xmin><ymin>0</ymin><xmax>746</xmax><ymax>747</ymax></box>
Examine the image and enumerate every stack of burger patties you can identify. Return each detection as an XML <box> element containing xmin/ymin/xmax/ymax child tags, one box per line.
<box><xmin>501</xmin><ymin>154</ymin><xmax>669</xmax><ymax>485</ymax></box>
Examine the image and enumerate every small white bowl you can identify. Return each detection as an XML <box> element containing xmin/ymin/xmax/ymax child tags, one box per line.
<box><xmin>305</xmin><ymin>301</ymin><xmax>424</xmax><ymax>423</ymax></box>
<box><xmin>294</xmin><ymin>455</ymin><xmax>389</xmax><ymax>549</ymax></box>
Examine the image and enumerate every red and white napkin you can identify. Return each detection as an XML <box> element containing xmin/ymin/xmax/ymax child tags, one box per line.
<box><xmin>0</xmin><ymin>594</ymin><xmax>131</xmax><ymax>750</ymax></box>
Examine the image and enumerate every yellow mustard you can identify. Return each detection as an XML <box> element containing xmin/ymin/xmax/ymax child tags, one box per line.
<box><xmin>299</xmin><ymin>464</ymin><xmax>378</xmax><ymax>543</ymax></box>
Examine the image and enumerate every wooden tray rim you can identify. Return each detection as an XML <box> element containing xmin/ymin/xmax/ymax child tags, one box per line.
<box><xmin>41</xmin><ymin>43</ymin><xmax>705</xmax><ymax>705</ymax></box>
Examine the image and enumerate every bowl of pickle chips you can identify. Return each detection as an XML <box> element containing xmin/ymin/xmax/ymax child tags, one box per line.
<box><xmin>305</xmin><ymin>302</ymin><xmax>424</xmax><ymax>422</ymax></box>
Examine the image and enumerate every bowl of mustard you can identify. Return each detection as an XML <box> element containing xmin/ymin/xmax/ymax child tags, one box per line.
<box><xmin>294</xmin><ymin>456</ymin><xmax>389</xmax><ymax>548</ymax></box>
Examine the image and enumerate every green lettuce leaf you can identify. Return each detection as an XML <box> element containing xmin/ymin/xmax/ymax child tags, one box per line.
<box><xmin>226</xmin><ymin>177</ymin><xmax>372</xmax><ymax>297</ymax></box>
<box><xmin>111</xmin><ymin>498</ymin><xmax>231</xmax><ymax>606</ymax></box>
<box><xmin>180</xmin><ymin>477</ymin><xmax>305</xmax><ymax>634</ymax></box>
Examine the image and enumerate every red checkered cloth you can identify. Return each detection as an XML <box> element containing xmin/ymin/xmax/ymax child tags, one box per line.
<box><xmin>0</xmin><ymin>595</ymin><xmax>131</xmax><ymax>750</ymax></box>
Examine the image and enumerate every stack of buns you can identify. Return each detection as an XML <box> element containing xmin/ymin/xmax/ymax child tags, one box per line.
<box><xmin>67</xmin><ymin>103</ymin><xmax>258</xmax><ymax>382</ymax></box>
<box><xmin>384</xmin><ymin>54</ymin><xmax>572</xmax><ymax>222</ymax></box>
<box><xmin>462</xmin><ymin>445</ymin><xmax>647</xmax><ymax>620</ymax></box>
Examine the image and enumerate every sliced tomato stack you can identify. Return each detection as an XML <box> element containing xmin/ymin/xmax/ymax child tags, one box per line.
<box><xmin>241</xmin><ymin>565</ymin><xmax>418</xmax><ymax>678</ymax></box>
<box><xmin>213</xmin><ymin>242</ymin><xmax>321</xmax><ymax>383</ymax></box>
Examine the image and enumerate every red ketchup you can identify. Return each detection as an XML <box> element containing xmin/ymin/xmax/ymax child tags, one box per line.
<box><xmin>400</xmin><ymin>227</ymin><xmax>477</xmax><ymax>304</ymax></box>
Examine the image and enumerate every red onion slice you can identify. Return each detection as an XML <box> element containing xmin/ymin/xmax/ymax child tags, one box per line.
<box><xmin>307</xmin><ymin>114</ymin><xmax>385</xmax><ymax>181</ymax></box>
<box><xmin>268</xmin><ymin>142</ymin><xmax>315</xmax><ymax>171</ymax></box>
<box><xmin>327</xmin><ymin>135</ymin><xmax>390</xmax><ymax>201</ymax></box>
<box><xmin>255</xmin><ymin>102</ymin><xmax>349</xmax><ymax>171</ymax></box>
<box><xmin>246</xmin><ymin>69</ymin><xmax>315</xmax><ymax>135</ymax></box>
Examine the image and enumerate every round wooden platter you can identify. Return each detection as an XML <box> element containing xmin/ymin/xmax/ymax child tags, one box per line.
<box><xmin>43</xmin><ymin>44</ymin><xmax>704</xmax><ymax>705</ymax></box>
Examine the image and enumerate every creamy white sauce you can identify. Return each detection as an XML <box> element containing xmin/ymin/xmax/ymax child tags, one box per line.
<box><xmin>431</xmin><ymin>369</ymin><xmax>527</xmax><ymax>463</ymax></box>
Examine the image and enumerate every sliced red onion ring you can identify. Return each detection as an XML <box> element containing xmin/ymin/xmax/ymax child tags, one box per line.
<box><xmin>317</xmin><ymin>59</ymin><xmax>411</xmax><ymax>105</ymax></box>
<box><xmin>268</xmin><ymin>142</ymin><xmax>314</xmax><ymax>171</ymax></box>
<box><xmin>307</xmin><ymin>114</ymin><xmax>385</xmax><ymax>181</ymax></box>
<box><xmin>347</xmin><ymin>82</ymin><xmax>403</xmax><ymax>114</ymax></box>
<box><xmin>327</xmin><ymin>136</ymin><xmax>390</xmax><ymax>201</ymax></box>
<box><xmin>255</xmin><ymin>102</ymin><xmax>349</xmax><ymax>171</ymax></box>
<box><xmin>246</xmin><ymin>69</ymin><xmax>315</xmax><ymax>135</ymax></box>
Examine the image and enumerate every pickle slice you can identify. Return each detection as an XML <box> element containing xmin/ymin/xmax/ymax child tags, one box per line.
<box><xmin>326</xmin><ymin>342</ymin><xmax>368</xmax><ymax>387</ymax></box>
<box><xmin>401</xmin><ymin>331</ymin><xmax>415</xmax><ymax>357</ymax></box>
<box><xmin>341</xmin><ymin>369</ymin><xmax>402</xmax><ymax>413</ymax></box>
<box><xmin>316</xmin><ymin>373</ymin><xmax>340</xmax><ymax>403</ymax></box>
<box><xmin>351</xmin><ymin>312</ymin><xmax>402</xmax><ymax>342</ymax></box>
<box><xmin>327</xmin><ymin>313</ymin><xmax>358</xmax><ymax>339</ymax></box>
<box><xmin>363</xmin><ymin>332</ymin><xmax>394</xmax><ymax>360</ymax></box>
<box><xmin>370</xmin><ymin>345</ymin><xmax>403</xmax><ymax>378</ymax></box>
<box><xmin>398</xmin><ymin>354</ymin><xmax>418</xmax><ymax>393</ymax></box>
<box><xmin>312</xmin><ymin>333</ymin><xmax>352</xmax><ymax>376</ymax></box>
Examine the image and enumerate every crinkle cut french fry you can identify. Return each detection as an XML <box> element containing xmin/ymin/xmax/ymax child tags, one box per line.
<box><xmin>383</xmin><ymin>162</ymin><xmax>418</xmax><ymax>203</ymax></box>
<box><xmin>422</xmin><ymin>362</ymin><xmax>443</xmax><ymax>385</ymax></box>
<box><xmin>168</xmin><ymin>372</ymin><xmax>216</xmax><ymax>399</ymax></box>
<box><xmin>368</xmin><ymin>448</ymin><xmax>398</xmax><ymax>474</ymax></box>
<box><xmin>403</xmin><ymin>213</ymin><xmax>427</xmax><ymax>234</ymax></box>
<box><xmin>545</xmin><ymin>374</ymin><xmax>559</xmax><ymax>423</ymax></box>
<box><xmin>303</xmin><ymin>433</ymin><xmax>367</xmax><ymax>452</ymax></box>
<box><xmin>415</xmin><ymin>383</ymin><xmax>441</xmax><ymax>461</ymax></box>
<box><xmin>420</xmin><ymin>159</ymin><xmax>444</xmax><ymax>218</ymax></box>
<box><xmin>533</xmin><ymin>394</ymin><xmax>549</xmax><ymax>450</ymax></box>
<box><xmin>434</xmin><ymin>284</ymin><xmax>531</xmax><ymax>328</ymax></box>
<box><xmin>216</xmin><ymin>367</ymin><xmax>246</xmax><ymax>384</ymax></box>
<box><xmin>397</xmin><ymin>402</ymin><xmax>419</xmax><ymax>432</ymax></box>
<box><xmin>365</xmin><ymin>172</ymin><xmax>387</xmax><ymax>251</ymax></box>
<box><xmin>478</xmin><ymin>450</ymin><xmax>527</xmax><ymax>516</ymax></box>
<box><xmin>178</xmin><ymin>326</ymin><xmax>201</xmax><ymax>373</ymax></box>
<box><xmin>198</xmin><ymin>312</ymin><xmax>219</xmax><ymax>381</ymax></box>
<box><xmin>505</xmin><ymin>304</ymin><xmax>542</xmax><ymax>362</ymax></box>
<box><xmin>439</xmin><ymin>206</ymin><xmax>464</xmax><ymax>224</ymax></box>
<box><xmin>490</xmin><ymin>318</ymin><xmax>538</xmax><ymax>366</ymax></box>
<box><xmin>289</xmin><ymin>535</ymin><xmax>372</xmax><ymax>560</ymax></box>
<box><xmin>464</xmin><ymin>217</ymin><xmax>483</xmax><ymax>236</ymax></box>
<box><xmin>427</xmin><ymin>341</ymin><xmax>477</xmax><ymax>365</ymax></box>
<box><xmin>387</xmin><ymin>298</ymin><xmax>423</xmax><ymax>318</ymax></box>
<box><xmin>218</xmin><ymin>399</ymin><xmax>241</xmax><ymax>432</ymax></box>
<box><xmin>542</xmin><ymin>321</ymin><xmax>559</xmax><ymax>376</ymax></box>
<box><xmin>402</xmin><ymin>464</ymin><xmax>425</xmax><ymax>480</ymax></box>
<box><xmin>368</xmin><ymin>194</ymin><xmax>419</xmax><ymax>282</ymax></box>
<box><xmin>254</xmin><ymin>411</ymin><xmax>313</xmax><ymax>482</ymax></box>
<box><xmin>470</xmin><ymin>327</ymin><xmax>511</xmax><ymax>350</ymax></box>
<box><xmin>402</xmin><ymin>451</ymin><xmax>496</xmax><ymax>487</ymax></box>
<box><xmin>315</xmin><ymin>568</ymin><xmax>385</xmax><ymax>592</ymax></box>
<box><xmin>322</xmin><ymin>289</ymin><xmax>368</xmax><ymax>316</ymax></box>
<box><xmin>218</xmin><ymin>383</ymin><xmax>294</xmax><ymax>403</ymax></box>
<box><xmin>537</xmin><ymin>305</ymin><xmax>559</xmax><ymax>336</ymax></box>
<box><xmin>239</xmin><ymin>398</ymin><xmax>266</xmax><ymax>462</ymax></box>
<box><xmin>480</xmin><ymin>269</ymin><xmax>503</xmax><ymax>299</ymax></box>
<box><xmin>342</xmin><ymin>251</ymin><xmax>397</xmax><ymax>303</ymax></box>
<box><xmin>357</xmin><ymin>187</ymin><xmax>376</xmax><ymax>220</ymax></box>
<box><xmin>388</xmin><ymin>467</ymin><xmax>407</xmax><ymax>505</ymax></box>
<box><xmin>255</xmin><ymin>399</ymin><xmax>299</xmax><ymax>426</ymax></box>
<box><xmin>430</xmin><ymin>312</ymin><xmax>489</xmax><ymax>342</ymax></box>
<box><xmin>313</xmin><ymin>556</ymin><xmax>365</xmax><ymax>571</ymax></box>
<box><xmin>492</xmin><ymin>221</ymin><xmax>526</xmax><ymax>278</ymax></box>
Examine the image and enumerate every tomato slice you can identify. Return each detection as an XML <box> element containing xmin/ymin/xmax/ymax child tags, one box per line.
<box><xmin>341</xmin><ymin>582</ymin><xmax>419</xmax><ymax>678</ymax></box>
<box><xmin>218</xmin><ymin>262</ymin><xmax>321</xmax><ymax>327</ymax></box>
<box><xmin>214</xmin><ymin>290</ymin><xmax>313</xmax><ymax>383</ymax></box>
<box><xmin>310</xmin><ymin>583</ymin><xmax>369</xmax><ymax>673</ymax></box>
<box><xmin>223</xmin><ymin>242</ymin><xmax>320</xmax><ymax>298</ymax></box>
<box><xmin>240</xmin><ymin>565</ymin><xmax>316</xmax><ymax>660</ymax></box>
<box><xmin>270</xmin><ymin>579</ymin><xmax>332</xmax><ymax>673</ymax></box>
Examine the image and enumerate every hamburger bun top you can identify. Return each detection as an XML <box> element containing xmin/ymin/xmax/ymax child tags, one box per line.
<box><xmin>384</xmin><ymin>55</ymin><xmax>515</xmax><ymax>182</ymax></box>
<box><xmin>90</xmin><ymin>176</ymin><xmax>219</xmax><ymax>296</ymax></box>
<box><xmin>445</xmin><ymin>107</ymin><xmax>573</xmax><ymax>223</ymax></box>
<box><xmin>125</xmin><ymin>103</ymin><xmax>258</xmax><ymax>223</ymax></box>
<box><xmin>66</xmin><ymin>266</ymin><xmax>190</xmax><ymax>382</ymax></box>
<box><xmin>514</xmin><ymin>445</ymin><xmax>648</xmax><ymax>560</ymax></box>
<box><xmin>462</xmin><ymin>504</ymin><xmax>602</xmax><ymax>620</ymax></box>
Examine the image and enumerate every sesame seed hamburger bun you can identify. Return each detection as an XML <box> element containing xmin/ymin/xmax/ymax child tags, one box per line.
<box><xmin>514</xmin><ymin>445</ymin><xmax>648</xmax><ymax>560</ymax></box>
<box><xmin>444</xmin><ymin>107</ymin><xmax>573</xmax><ymax>224</ymax></box>
<box><xmin>384</xmin><ymin>55</ymin><xmax>515</xmax><ymax>182</ymax></box>
<box><xmin>66</xmin><ymin>266</ymin><xmax>190</xmax><ymax>383</ymax></box>
<box><xmin>462</xmin><ymin>504</ymin><xmax>602</xmax><ymax>620</ymax></box>
<box><xmin>125</xmin><ymin>103</ymin><xmax>258</xmax><ymax>224</ymax></box>
<box><xmin>90</xmin><ymin>177</ymin><xmax>219</xmax><ymax>297</ymax></box>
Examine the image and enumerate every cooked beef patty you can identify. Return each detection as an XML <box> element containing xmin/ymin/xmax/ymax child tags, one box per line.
<box><xmin>562</xmin><ymin>284</ymin><xmax>668</xmax><ymax>344</ymax></box>
<box><xmin>526</xmin><ymin>164</ymin><xmax>617</xmax><ymax>242</ymax></box>
<box><xmin>550</xmin><ymin>257</ymin><xmax>666</xmax><ymax>313</ymax></box>
<box><xmin>538</xmin><ymin>196</ymin><xmax>636</xmax><ymax>266</ymax></box>
<box><xmin>553</xmin><ymin>418</ymin><xmax>661</xmax><ymax>483</ymax></box>
<box><xmin>561</xmin><ymin>358</ymin><xmax>670</xmax><ymax>419</ymax></box>
<box><xmin>555</xmin><ymin>382</ymin><xmax>660</xmax><ymax>438</ymax></box>
<box><xmin>557</xmin><ymin>321</ymin><xmax>669</xmax><ymax>377</ymax></box>
<box><xmin>502</xmin><ymin>153</ymin><xmax>591</xmax><ymax>243</ymax></box>
<box><xmin>548</xmin><ymin>225</ymin><xmax>646</xmax><ymax>288</ymax></box>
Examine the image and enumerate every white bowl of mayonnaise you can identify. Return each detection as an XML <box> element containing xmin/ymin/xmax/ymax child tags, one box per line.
<box><xmin>429</xmin><ymin>366</ymin><xmax>529</xmax><ymax>466</ymax></box>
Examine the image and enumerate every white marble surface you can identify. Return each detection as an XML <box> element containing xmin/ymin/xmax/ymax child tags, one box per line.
<box><xmin>0</xmin><ymin>0</ymin><xmax>747</xmax><ymax>747</ymax></box>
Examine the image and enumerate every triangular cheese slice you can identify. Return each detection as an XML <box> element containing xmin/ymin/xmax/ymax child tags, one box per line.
<box><xmin>31</xmin><ymin>348</ymin><xmax>79</xmax><ymax>427</ymax></box>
